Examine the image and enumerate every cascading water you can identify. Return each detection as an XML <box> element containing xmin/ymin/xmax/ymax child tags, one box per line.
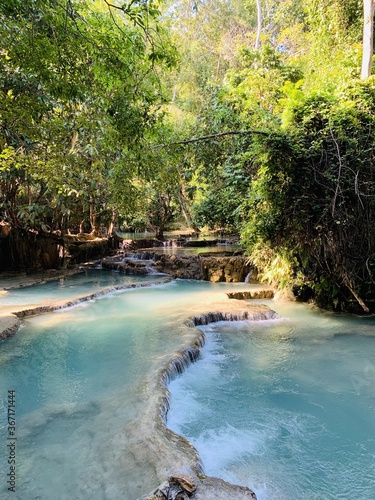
<box><xmin>1</xmin><ymin>279</ymin><xmax>268</xmax><ymax>499</ymax></box>
<box><xmin>0</xmin><ymin>269</ymin><xmax>161</xmax><ymax>307</ymax></box>
<box><xmin>1</xmin><ymin>276</ymin><xmax>374</xmax><ymax>499</ymax></box>
<box><xmin>167</xmin><ymin>300</ymin><xmax>375</xmax><ymax>500</ymax></box>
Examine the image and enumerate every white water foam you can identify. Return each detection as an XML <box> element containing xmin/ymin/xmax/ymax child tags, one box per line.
<box><xmin>167</xmin><ymin>312</ymin><xmax>375</xmax><ymax>500</ymax></box>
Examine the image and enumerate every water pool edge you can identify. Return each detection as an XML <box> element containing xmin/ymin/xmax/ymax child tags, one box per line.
<box><xmin>137</xmin><ymin>304</ymin><xmax>279</xmax><ymax>500</ymax></box>
<box><xmin>1</xmin><ymin>279</ymin><xmax>278</xmax><ymax>499</ymax></box>
<box><xmin>0</xmin><ymin>277</ymin><xmax>173</xmax><ymax>341</ymax></box>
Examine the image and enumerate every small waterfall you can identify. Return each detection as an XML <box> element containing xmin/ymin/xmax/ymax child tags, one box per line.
<box><xmin>164</xmin><ymin>348</ymin><xmax>201</xmax><ymax>379</ymax></box>
<box><xmin>162</xmin><ymin>338</ymin><xmax>205</xmax><ymax>388</ymax></box>
<box><xmin>159</xmin><ymin>308</ymin><xmax>279</xmax><ymax>421</ymax></box>
<box><xmin>191</xmin><ymin>309</ymin><xmax>278</xmax><ymax>325</ymax></box>
<box><xmin>102</xmin><ymin>252</ymin><xmax>161</xmax><ymax>275</ymax></box>
<box><xmin>125</xmin><ymin>251</ymin><xmax>156</xmax><ymax>260</ymax></box>
<box><xmin>163</xmin><ymin>239</ymin><xmax>178</xmax><ymax>247</ymax></box>
<box><xmin>244</xmin><ymin>270</ymin><xmax>252</xmax><ymax>283</ymax></box>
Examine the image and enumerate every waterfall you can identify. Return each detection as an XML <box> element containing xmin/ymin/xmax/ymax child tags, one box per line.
<box><xmin>191</xmin><ymin>309</ymin><xmax>278</xmax><ymax>325</ymax></box>
<box><xmin>163</xmin><ymin>347</ymin><xmax>202</xmax><ymax>383</ymax></box>
<box><xmin>160</xmin><ymin>307</ymin><xmax>279</xmax><ymax>425</ymax></box>
<box><xmin>244</xmin><ymin>270</ymin><xmax>252</xmax><ymax>283</ymax></box>
<box><xmin>125</xmin><ymin>251</ymin><xmax>156</xmax><ymax>260</ymax></box>
<box><xmin>163</xmin><ymin>239</ymin><xmax>178</xmax><ymax>247</ymax></box>
<box><xmin>102</xmin><ymin>252</ymin><xmax>161</xmax><ymax>275</ymax></box>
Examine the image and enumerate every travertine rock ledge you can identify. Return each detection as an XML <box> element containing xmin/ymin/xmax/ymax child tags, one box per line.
<box><xmin>0</xmin><ymin>314</ymin><xmax>20</xmax><ymax>341</ymax></box>
<box><xmin>135</xmin><ymin>298</ymin><xmax>279</xmax><ymax>500</ymax></box>
<box><xmin>0</xmin><ymin>277</ymin><xmax>172</xmax><ymax>339</ymax></box>
<box><xmin>154</xmin><ymin>254</ymin><xmax>253</xmax><ymax>282</ymax></box>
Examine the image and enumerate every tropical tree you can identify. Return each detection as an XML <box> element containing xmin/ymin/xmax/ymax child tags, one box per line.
<box><xmin>361</xmin><ymin>0</ymin><xmax>375</xmax><ymax>78</ymax></box>
<box><xmin>0</xmin><ymin>0</ymin><xmax>176</xmax><ymax>235</ymax></box>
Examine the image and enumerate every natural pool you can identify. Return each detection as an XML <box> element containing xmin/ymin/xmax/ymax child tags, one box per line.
<box><xmin>0</xmin><ymin>278</ymin><xmax>374</xmax><ymax>499</ymax></box>
<box><xmin>168</xmin><ymin>300</ymin><xmax>375</xmax><ymax>500</ymax></box>
<box><xmin>1</xmin><ymin>279</ymin><xmax>263</xmax><ymax>499</ymax></box>
<box><xmin>0</xmin><ymin>269</ymin><xmax>165</xmax><ymax>307</ymax></box>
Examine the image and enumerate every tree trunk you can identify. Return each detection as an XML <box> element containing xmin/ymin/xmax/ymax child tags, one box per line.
<box><xmin>361</xmin><ymin>0</ymin><xmax>375</xmax><ymax>79</ymax></box>
<box><xmin>89</xmin><ymin>195</ymin><xmax>100</xmax><ymax>236</ymax></box>
<box><xmin>177</xmin><ymin>188</ymin><xmax>200</xmax><ymax>233</ymax></box>
<box><xmin>255</xmin><ymin>0</ymin><xmax>262</xmax><ymax>50</ymax></box>
<box><xmin>107</xmin><ymin>209</ymin><xmax>117</xmax><ymax>238</ymax></box>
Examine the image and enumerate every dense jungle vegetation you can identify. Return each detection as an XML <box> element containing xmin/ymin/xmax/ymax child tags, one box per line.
<box><xmin>1</xmin><ymin>0</ymin><xmax>374</xmax><ymax>312</ymax></box>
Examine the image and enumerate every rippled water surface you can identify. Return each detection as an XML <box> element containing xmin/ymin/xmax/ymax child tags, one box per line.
<box><xmin>168</xmin><ymin>301</ymin><xmax>375</xmax><ymax>500</ymax></box>
<box><xmin>0</xmin><ymin>270</ymin><xmax>163</xmax><ymax>306</ymax></box>
<box><xmin>0</xmin><ymin>279</ymin><xmax>253</xmax><ymax>499</ymax></box>
<box><xmin>1</xmin><ymin>277</ymin><xmax>374</xmax><ymax>500</ymax></box>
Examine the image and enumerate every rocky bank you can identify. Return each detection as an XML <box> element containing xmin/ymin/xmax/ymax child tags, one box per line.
<box><xmin>102</xmin><ymin>252</ymin><xmax>257</xmax><ymax>283</ymax></box>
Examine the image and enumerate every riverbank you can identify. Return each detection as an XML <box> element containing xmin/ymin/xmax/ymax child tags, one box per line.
<box><xmin>137</xmin><ymin>297</ymin><xmax>278</xmax><ymax>500</ymax></box>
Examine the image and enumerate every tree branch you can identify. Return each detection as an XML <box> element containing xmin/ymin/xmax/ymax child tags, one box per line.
<box><xmin>151</xmin><ymin>129</ymin><xmax>271</xmax><ymax>149</ymax></box>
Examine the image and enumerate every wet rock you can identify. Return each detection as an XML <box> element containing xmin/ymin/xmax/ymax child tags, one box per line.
<box><xmin>122</xmin><ymin>238</ymin><xmax>164</xmax><ymax>250</ymax></box>
<box><xmin>183</xmin><ymin>239</ymin><xmax>218</xmax><ymax>247</ymax></box>
<box><xmin>154</xmin><ymin>255</ymin><xmax>203</xmax><ymax>280</ymax></box>
<box><xmin>143</xmin><ymin>475</ymin><xmax>195</xmax><ymax>499</ymax></box>
<box><xmin>0</xmin><ymin>314</ymin><xmax>21</xmax><ymax>340</ymax></box>
<box><xmin>226</xmin><ymin>289</ymin><xmax>274</xmax><ymax>300</ymax></box>
<box><xmin>154</xmin><ymin>255</ymin><xmax>254</xmax><ymax>282</ymax></box>
<box><xmin>195</xmin><ymin>476</ymin><xmax>257</xmax><ymax>499</ymax></box>
<box><xmin>170</xmin><ymin>474</ymin><xmax>197</xmax><ymax>493</ymax></box>
<box><xmin>200</xmin><ymin>256</ymin><xmax>252</xmax><ymax>282</ymax></box>
<box><xmin>140</xmin><ymin>475</ymin><xmax>257</xmax><ymax>500</ymax></box>
<box><xmin>66</xmin><ymin>238</ymin><xmax>112</xmax><ymax>264</ymax></box>
<box><xmin>102</xmin><ymin>257</ymin><xmax>152</xmax><ymax>275</ymax></box>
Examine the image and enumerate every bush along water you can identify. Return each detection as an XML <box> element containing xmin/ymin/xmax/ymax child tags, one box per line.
<box><xmin>240</xmin><ymin>78</ymin><xmax>375</xmax><ymax>314</ymax></box>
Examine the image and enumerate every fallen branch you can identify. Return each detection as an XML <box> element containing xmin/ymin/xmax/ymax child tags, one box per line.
<box><xmin>345</xmin><ymin>281</ymin><xmax>370</xmax><ymax>313</ymax></box>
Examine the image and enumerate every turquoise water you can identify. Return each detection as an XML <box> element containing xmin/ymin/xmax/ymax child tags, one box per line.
<box><xmin>0</xmin><ymin>270</ymin><xmax>163</xmax><ymax>307</ymax></box>
<box><xmin>0</xmin><ymin>279</ymin><xmax>251</xmax><ymax>499</ymax></box>
<box><xmin>1</xmin><ymin>278</ymin><xmax>375</xmax><ymax>500</ymax></box>
<box><xmin>168</xmin><ymin>300</ymin><xmax>375</xmax><ymax>499</ymax></box>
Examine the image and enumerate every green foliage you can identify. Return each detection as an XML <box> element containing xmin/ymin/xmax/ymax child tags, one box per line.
<box><xmin>241</xmin><ymin>78</ymin><xmax>375</xmax><ymax>311</ymax></box>
<box><xmin>242</xmin><ymin>241</ymin><xmax>299</xmax><ymax>290</ymax></box>
<box><xmin>1</xmin><ymin>0</ymin><xmax>374</xmax><ymax>313</ymax></box>
<box><xmin>0</xmin><ymin>0</ymin><xmax>176</xmax><ymax>234</ymax></box>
